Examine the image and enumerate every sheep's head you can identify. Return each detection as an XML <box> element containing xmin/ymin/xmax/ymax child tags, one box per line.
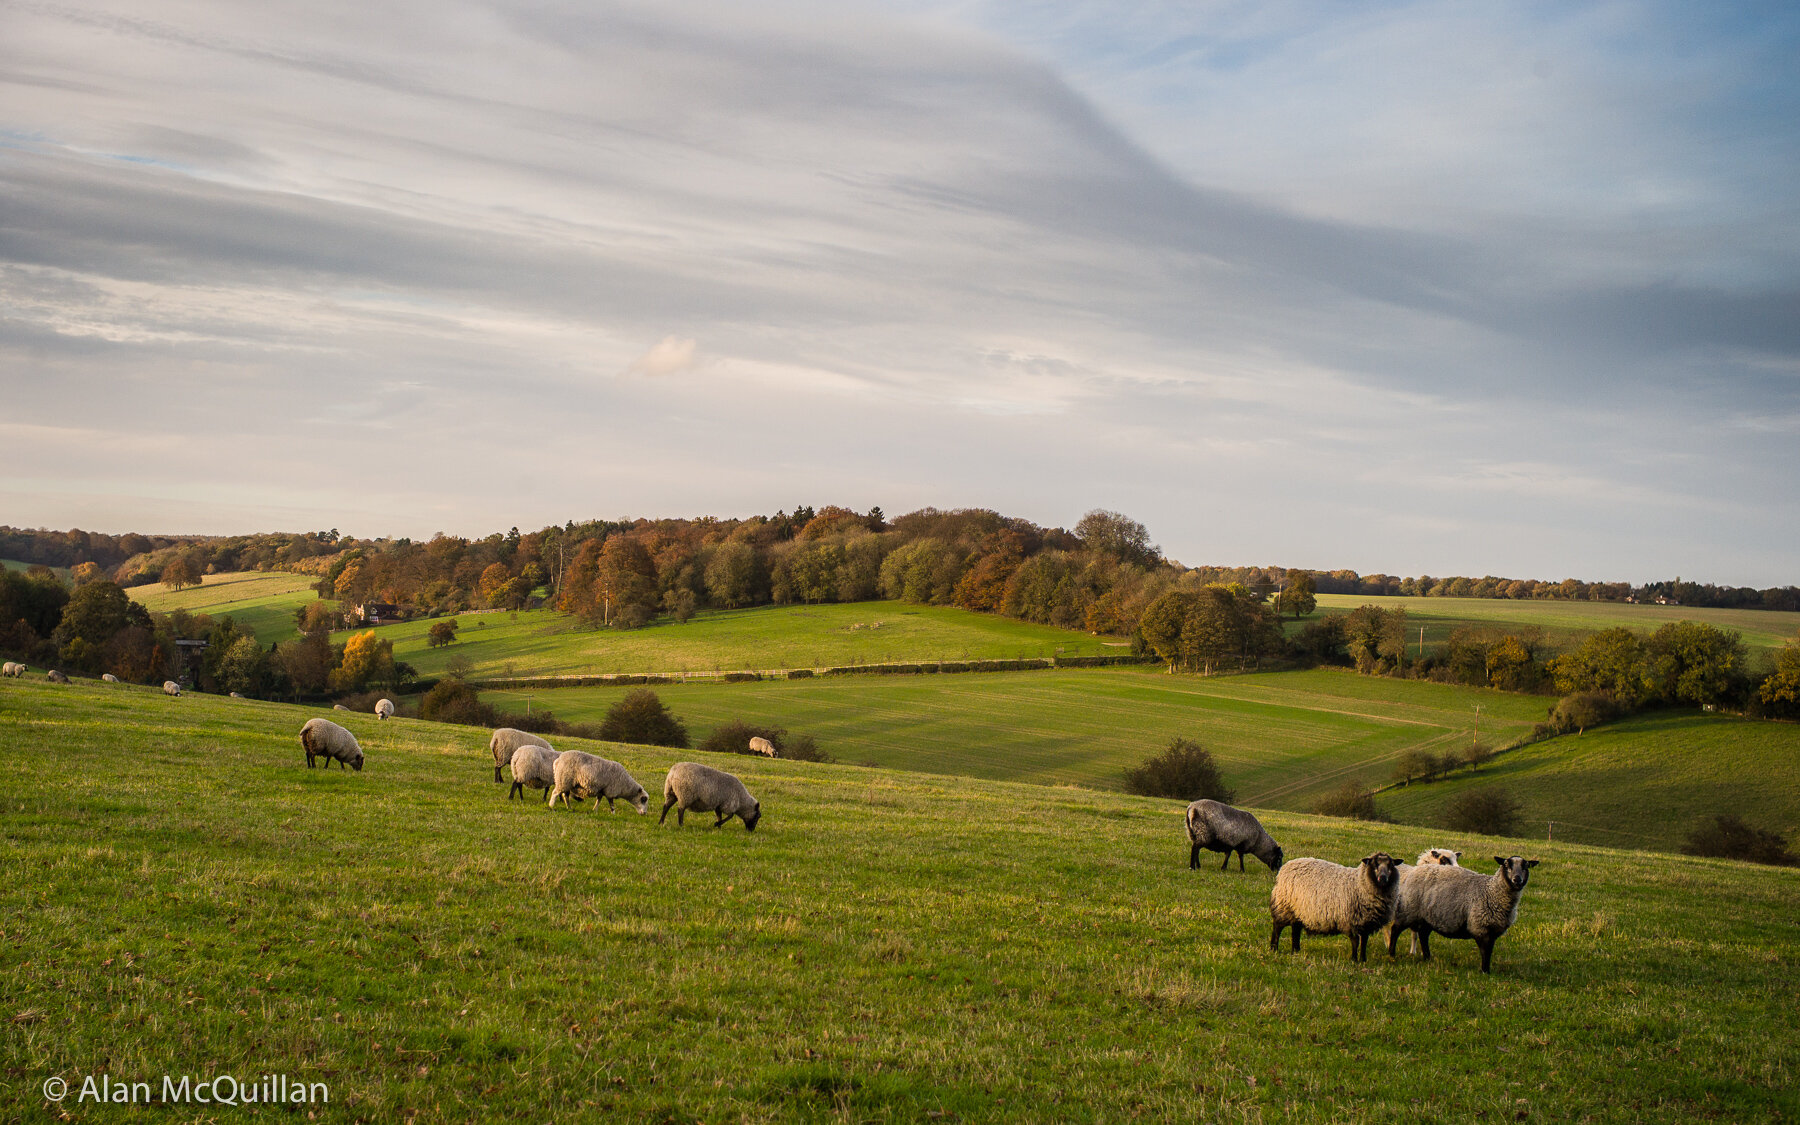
<box><xmin>351</xmin><ymin>751</ymin><xmax>365</xmax><ymax>772</ymax></box>
<box><xmin>631</xmin><ymin>787</ymin><xmax>650</xmax><ymax>815</ymax></box>
<box><xmin>1362</xmin><ymin>852</ymin><xmax>1399</xmax><ymax>890</ymax></box>
<box><xmin>1266</xmin><ymin>844</ymin><xmax>1284</xmax><ymax>872</ymax></box>
<box><xmin>1495</xmin><ymin>855</ymin><xmax>1538</xmax><ymax>890</ymax></box>
<box><xmin>1421</xmin><ymin>848</ymin><xmax>1460</xmax><ymax>867</ymax></box>
<box><xmin>742</xmin><ymin>800</ymin><xmax>761</xmax><ymax>832</ymax></box>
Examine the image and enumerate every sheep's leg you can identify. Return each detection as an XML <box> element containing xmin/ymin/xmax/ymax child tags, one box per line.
<box><xmin>1385</xmin><ymin>926</ymin><xmax>1399</xmax><ymax>958</ymax></box>
<box><xmin>1292</xmin><ymin>926</ymin><xmax>1301</xmax><ymax>952</ymax></box>
<box><xmin>1189</xmin><ymin>842</ymin><xmax>1200</xmax><ymax>870</ymax></box>
<box><xmin>1270</xmin><ymin>921</ymin><xmax>1284</xmax><ymax>952</ymax></box>
<box><xmin>1417</xmin><ymin>930</ymin><xmax>1432</xmax><ymax>960</ymax></box>
<box><xmin>1349</xmin><ymin>934</ymin><xmax>1361</xmax><ymax>962</ymax></box>
<box><xmin>493</xmin><ymin>765</ymin><xmax>503</xmax><ymax>784</ymax></box>
<box><xmin>1477</xmin><ymin>937</ymin><xmax>1494</xmax><ymax>974</ymax></box>
<box><xmin>1237</xmin><ymin>851</ymin><xmax>1246</xmax><ymax>873</ymax></box>
<box><xmin>713</xmin><ymin>812</ymin><xmax>728</xmax><ymax>827</ymax></box>
<box><xmin>1219</xmin><ymin>850</ymin><xmax>1231</xmax><ymax>872</ymax></box>
<box><xmin>659</xmin><ymin>795</ymin><xmax>677</xmax><ymax>824</ymax></box>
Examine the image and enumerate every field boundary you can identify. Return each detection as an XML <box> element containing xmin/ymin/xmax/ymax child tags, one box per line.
<box><xmin>459</xmin><ymin>652</ymin><xmax>1156</xmax><ymax>691</ymax></box>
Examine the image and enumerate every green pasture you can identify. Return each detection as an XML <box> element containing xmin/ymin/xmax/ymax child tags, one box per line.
<box><xmin>128</xmin><ymin>570</ymin><xmax>318</xmax><ymax>644</ymax></box>
<box><xmin>3</xmin><ymin>676</ymin><xmax>1796</xmax><ymax>1122</ymax></box>
<box><xmin>1378</xmin><ymin>711</ymin><xmax>1800</xmax><ymax>851</ymax></box>
<box><xmin>484</xmin><ymin>666</ymin><xmax>1547</xmax><ymax>808</ymax></box>
<box><xmin>1312</xmin><ymin>593</ymin><xmax>1800</xmax><ymax>660</ymax></box>
<box><xmin>1</xmin><ymin>558</ymin><xmax>72</xmax><ymax>581</ymax></box>
<box><xmin>354</xmin><ymin>601</ymin><xmax>1122</xmax><ymax>679</ymax></box>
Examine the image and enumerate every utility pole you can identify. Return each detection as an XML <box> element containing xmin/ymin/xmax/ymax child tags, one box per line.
<box><xmin>1418</xmin><ymin>625</ymin><xmax>1425</xmax><ymax>658</ymax></box>
<box><xmin>1473</xmin><ymin>704</ymin><xmax>1482</xmax><ymax>747</ymax></box>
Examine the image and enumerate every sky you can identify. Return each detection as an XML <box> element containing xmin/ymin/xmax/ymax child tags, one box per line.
<box><xmin>2</xmin><ymin>0</ymin><xmax>1797</xmax><ymax>585</ymax></box>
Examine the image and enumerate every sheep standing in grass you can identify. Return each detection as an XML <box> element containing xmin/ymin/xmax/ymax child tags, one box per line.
<box><xmin>748</xmin><ymin>736</ymin><xmax>779</xmax><ymax>758</ymax></box>
<box><xmin>507</xmin><ymin>743</ymin><xmax>562</xmax><ymax>803</ymax></box>
<box><xmin>1391</xmin><ymin>848</ymin><xmax>1461</xmax><ymax>954</ymax></box>
<box><xmin>1</xmin><ymin>662</ymin><xmax>21</xmax><ymax>677</ymax></box>
<box><xmin>300</xmin><ymin>717</ymin><xmax>364</xmax><ymax>771</ymax></box>
<box><xmin>660</xmin><ymin>762</ymin><xmax>761</xmax><ymax>831</ymax></box>
<box><xmin>1385</xmin><ymin>856</ymin><xmax>1540</xmax><ymax>973</ymax></box>
<box><xmin>1186</xmin><ymin>799</ymin><xmax>1283</xmax><ymax>872</ymax></box>
<box><xmin>333</xmin><ymin>703</ymin><xmax>351</xmax><ymax>712</ymax></box>
<box><xmin>549</xmin><ymin>751</ymin><xmax>649</xmax><ymax>813</ymax></box>
<box><xmin>163</xmin><ymin>681</ymin><xmax>181</xmax><ymax>697</ymax></box>
<box><xmin>46</xmin><ymin>669</ymin><xmax>69</xmax><ymax>683</ymax></box>
<box><xmin>375</xmin><ymin>698</ymin><xmax>395</xmax><ymax>720</ymax></box>
<box><xmin>489</xmin><ymin>728</ymin><xmax>552</xmax><ymax>784</ymax></box>
<box><xmin>102</xmin><ymin>673</ymin><xmax>119</xmax><ymax>683</ymax></box>
<box><xmin>1269</xmin><ymin>853</ymin><xmax>1401</xmax><ymax>962</ymax></box>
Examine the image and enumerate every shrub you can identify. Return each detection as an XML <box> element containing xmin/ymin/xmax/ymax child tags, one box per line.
<box><xmin>418</xmin><ymin>679</ymin><xmax>498</xmax><ymax>727</ymax></box>
<box><xmin>722</xmin><ymin>672</ymin><xmax>762</xmax><ymax>683</ymax></box>
<box><xmin>1548</xmin><ymin>691</ymin><xmax>1623</xmax><ymax>735</ymax></box>
<box><xmin>1391</xmin><ymin>747</ymin><xmax>1454</xmax><ymax>786</ymax></box>
<box><xmin>1460</xmin><ymin>742</ymin><xmax>1495</xmax><ymax>771</ymax></box>
<box><xmin>1309</xmin><ymin>782</ymin><xmax>1385</xmax><ymax>821</ymax></box>
<box><xmin>597</xmin><ymin>689</ymin><xmax>689</xmax><ymax>748</ymax></box>
<box><xmin>1443</xmin><ymin>788</ymin><xmax>1524</xmax><ymax>836</ymax></box>
<box><xmin>498</xmin><ymin>709</ymin><xmax>560</xmax><ymax>735</ymax></box>
<box><xmin>787</xmin><ymin>669</ymin><xmax>814</xmax><ymax>680</ymax></box>
<box><xmin>335</xmin><ymin>690</ymin><xmax>388</xmax><ymax>714</ymax></box>
<box><xmin>698</xmin><ymin>719</ymin><xmax>786</xmax><ymax>756</ymax></box>
<box><xmin>1681</xmin><ymin>815</ymin><xmax>1798</xmax><ymax>867</ymax></box>
<box><xmin>1122</xmin><ymin>738</ymin><xmax>1233</xmax><ymax>802</ymax></box>
<box><xmin>782</xmin><ymin>734</ymin><xmax>835</xmax><ymax>763</ymax></box>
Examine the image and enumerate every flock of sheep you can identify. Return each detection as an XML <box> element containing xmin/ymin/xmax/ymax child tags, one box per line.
<box><xmin>295</xmin><ymin>716</ymin><xmax>762</xmax><ymax>830</ymax></box>
<box><xmin>1187</xmin><ymin>798</ymin><xmax>1540</xmax><ymax>973</ymax></box>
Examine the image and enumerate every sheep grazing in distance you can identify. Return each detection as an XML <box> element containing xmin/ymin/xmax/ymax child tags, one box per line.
<box><xmin>660</xmin><ymin>762</ymin><xmax>761</xmax><ymax>831</ymax></box>
<box><xmin>300</xmin><ymin>717</ymin><xmax>364</xmax><ymax>771</ymax></box>
<box><xmin>163</xmin><ymin>681</ymin><xmax>181</xmax><ymax>697</ymax></box>
<box><xmin>102</xmin><ymin>673</ymin><xmax>119</xmax><ymax>683</ymax></box>
<box><xmin>46</xmin><ymin>669</ymin><xmax>69</xmax><ymax>683</ymax></box>
<box><xmin>1270</xmin><ymin>853</ymin><xmax>1401</xmax><ymax>962</ymax></box>
<box><xmin>1</xmin><ymin>662</ymin><xmax>22</xmax><ymax>678</ymax></box>
<box><xmin>375</xmin><ymin>698</ymin><xmax>395</xmax><ymax>720</ymax></box>
<box><xmin>490</xmin><ymin>728</ymin><xmax>552</xmax><ymax>784</ymax></box>
<box><xmin>508</xmin><ymin>743</ymin><xmax>562</xmax><ymax>803</ymax></box>
<box><xmin>229</xmin><ymin>691</ymin><xmax>243</xmax><ymax>698</ymax></box>
<box><xmin>748</xmin><ymin>736</ymin><xmax>779</xmax><ymax>758</ymax></box>
<box><xmin>549</xmin><ymin>751</ymin><xmax>649</xmax><ymax>813</ymax></box>
<box><xmin>1386</xmin><ymin>856</ymin><xmax>1541</xmax><ymax>973</ymax></box>
<box><xmin>333</xmin><ymin>703</ymin><xmax>351</xmax><ymax>712</ymax></box>
<box><xmin>1186</xmin><ymin>799</ymin><xmax>1283</xmax><ymax>872</ymax></box>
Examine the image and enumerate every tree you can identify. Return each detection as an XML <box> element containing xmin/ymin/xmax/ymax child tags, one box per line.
<box><xmin>478</xmin><ymin>562</ymin><xmax>513</xmax><ymax>607</ymax></box>
<box><xmin>1443</xmin><ymin>788</ymin><xmax>1523</xmax><ymax>836</ymax></box>
<box><xmin>71</xmin><ymin>561</ymin><xmax>104</xmax><ymax>586</ymax></box>
<box><xmin>1647</xmin><ymin>621</ymin><xmax>1745</xmax><ymax>707</ymax></box>
<box><xmin>1075</xmin><ymin>510</ymin><xmax>1159</xmax><ymax>568</ymax></box>
<box><xmin>1549</xmin><ymin>628</ymin><xmax>1654</xmax><ymax>706</ymax></box>
<box><xmin>427</xmin><ymin>619</ymin><xmax>460</xmax><ymax>648</ymax></box>
<box><xmin>1277</xmin><ymin>571</ymin><xmax>1317</xmax><ymax>620</ymax></box>
<box><xmin>1122</xmin><ymin>738</ymin><xmax>1232</xmax><ymax>801</ymax></box>
<box><xmin>1681</xmin><ymin>815</ymin><xmax>1797</xmax><ymax>867</ymax></box>
<box><xmin>330</xmin><ymin>630</ymin><xmax>396</xmax><ymax>693</ymax></box>
<box><xmin>160</xmin><ymin>555</ymin><xmax>201</xmax><ymax>591</ymax></box>
<box><xmin>704</xmin><ymin>541</ymin><xmax>765</xmax><ymax>609</ymax></box>
<box><xmin>53</xmin><ymin>581</ymin><xmax>146</xmax><ymax>671</ymax></box>
<box><xmin>598</xmin><ymin>689</ymin><xmax>689</xmax><ymax>748</ymax></box>
<box><xmin>1344</xmin><ymin>605</ymin><xmax>1407</xmax><ymax>676</ymax></box>
<box><xmin>1310</xmin><ymin>782</ymin><xmax>1384</xmax><ymax>821</ymax></box>
<box><xmin>218</xmin><ymin>634</ymin><xmax>269</xmax><ymax>696</ymax></box>
<box><xmin>1758</xmin><ymin>634</ymin><xmax>1800</xmax><ymax>719</ymax></box>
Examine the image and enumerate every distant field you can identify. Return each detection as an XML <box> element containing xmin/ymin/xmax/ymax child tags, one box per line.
<box><xmin>1312</xmin><ymin>593</ymin><xmax>1800</xmax><ymax>660</ymax></box>
<box><xmin>1</xmin><ymin>558</ymin><xmax>72</xmax><ymax>580</ymax></box>
<box><xmin>482</xmin><ymin>666</ymin><xmax>1548</xmax><ymax>807</ymax></box>
<box><xmin>128</xmin><ymin>570</ymin><xmax>318</xmax><ymax>643</ymax></box>
<box><xmin>355</xmin><ymin>601</ymin><xmax>1120</xmax><ymax>678</ymax></box>
<box><xmin>1379</xmin><ymin>711</ymin><xmax>1800</xmax><ymax>851</ymax></box>
<box><xmin>5</xmin><ymin>675</ymin><xmax>1796</xmax><ymax>1122</ymax></box>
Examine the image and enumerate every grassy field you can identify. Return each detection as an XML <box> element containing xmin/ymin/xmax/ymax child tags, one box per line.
<box><xmin>2</xmin><ymin>676</ymin><xmax>1795</xmax><ymax>1122</ymax></box>
<box><xmin>128</xmin><ymin>571</ymin><xmax>319</xmax><ymax>644</ymax></box>
<box><xmin>1312</xmin><ymin>594</ymin><xmax>1800</xmax><ymax>661</ymax></box>
<box><xmin>483</xmin><ymin>667</ymin><xmax>1550</xmax><ymax>808</ymax></box>
<box><xmin>1378</xmin><ymin>711</ymin><xmax>1800</xmax><ymax>851</ymax></box>
<box><xmin>349</xmin><ymin>601</ymin><xmax>1123</xmax><ymax>679</ymax></box>
<box><xmin>1</xmin><ymin>558</ymin><xmax>72</xmax><ymax>581</ymax></box>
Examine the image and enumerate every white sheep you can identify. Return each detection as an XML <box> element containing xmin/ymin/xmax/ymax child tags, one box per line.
<box><xmin>548</xmin><ymin>750</ymin><xmax>649</xmax><ymax>813</ymax></box>
<box><xmin>489</xmin><ymin>728</ymin><xmax>552</xmax><ymax>784</ymax></box>
<box><xmin>1391</xmin><ymin>848</ymin><xmax>1462</xmax><ymax>953</ymax></box>
<box><xmin>102</xmin><ymin>673</ymin><xmax>119</xmax><ymax>683</ymax></box>
<box><xmin>507</xmin><ymin>743</ymin><xmax>562</xmax><ymax>803</ymax></box>
<box><xmin>46</xmin><ymin>669</ymin><xmax>69</xmax><ymax>683</ymax></box>
<box><xmin>333</xmin><ymin>703</ymin><xmax>351</xmax><ymax>712</ymax></box>
<box><xmin>0</xmin><ymin>662</ymin><xmax>21</xmax><ymax>678</ymax></box>
<box><xmin>229</xmin><ymin>691</ymin><xmax>243</xmax><ymax>698</ymax></box>
<box><xmin>748</xmin><ymin>735</ymin><xmax>779</xmax><ymax>758</ymax></box>
<box><xmin>300</xmin><ymin>717</ymin><xmax>364</xmax><ymax>771</ymax></box>
<box><xmin>163</xmin><ymin>681</ymin><xmax>182</xmax><ymax>697</ymax></box>
<box><xmin>1385</xmin><ymin>856</ymin><xmax>1540</xmax><ymax>973</ymax></box>
<box><xmin>1269</xmin><ymin>853</ymin><xmax>1401</xmax><ymax>962</ymax></box>
<box><xmin>375</xmin><ymin>698</ymin><xmax>395</xmax><ymax>720</ymax></box>
<box><xmin>660</xmin><ymin>762</ymin><xmax>761</xmax><ymax>831</ymax></box>
<box><xmin>1185</xmin><ymin>799</ymin><xmax>1284</xmax><ymax>872</ymax></box>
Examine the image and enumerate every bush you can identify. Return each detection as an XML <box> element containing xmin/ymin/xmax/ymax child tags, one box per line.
<box><xmin>597</xmin><ymin>689</ymin><xmax>689</xmax><ymax>748</ymax></box>
<box><xmin>782</xmin><ymin>734</ymin><xmax>834</xmax><ymax>763</ymax></box>
<box><xmin>722</xmin><ymin>672</ymin><xmax>762</xmax><ymax>683</ymax></box>
<box><xmin>1309</xmin><ymin>782</ymin><xmax>1385</xmax><ymax>821</ymax></box>
<box><xmin>426</xmin><ymin>619</ymin><xmax>459</xmax><ymax>648</ymax></box>
<box><xmin>698</xmin><ymin>719</ymin><xmax>786</xmax><ymax>756</ymax></box>
<box><xmin>1391</xmin><ymin>748</ymin><xmax>1455</xmax><ymax>786</ymax></box>
<box><xmin>1548</xmin><ymin>691</ymin><xmax>1623</xmax><ymax>735</ymax></box>
<box><xmin>498</xmin><ymin>709</ymin><xmax>560</xmax><ymax>735</ymax></box>
<box><xmin>787</xmin><ymin>669</ymin><xmax>814</xmax><ymax>680</ymax></box>
<box><xmin>418</xmin><ymin>679</ymin><xmax>498</xmax><ymax>727</ymax></box>
<box><xmin>1681</xmin><ymin>815</ymin><xmax>1799</xmax><ymax>867</ymax></box>
<box><xmin>1460</xmin><ymin>742</ymin><xmax>1495</xmax><ymax>771</ymax></box>
<box><xmin>1443</xmin><ymin>788</ymin><xmax>1524</xmax><ymax>836</ymax></box>
<box><xmin>1123</xmin><ymin>738</ymin><xmax>1233</xmax><ymax>802</ymax></box>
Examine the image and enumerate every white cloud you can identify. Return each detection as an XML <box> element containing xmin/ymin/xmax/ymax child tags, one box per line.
<box><xmin>628</xmin><ymin>335</ymin><xmax>699</xmax><ymax>377</ymax></box>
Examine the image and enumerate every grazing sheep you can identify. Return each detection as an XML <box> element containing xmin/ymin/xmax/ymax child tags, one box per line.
<box><xmin>300</xmin><ymin>717</ymin><xmax>364</xmax><ymax>771</ymax></box>
<box><xmin>489</xmin><ymin>728</ymin><xmax>553</xmax><ymax>784</ymax></box>
<box><xmin>549</xmin><ymin>750</ymin><xmax>649</xmax><ymax>814</ymax></box>
<box><xmin>748</xmin><ymin>735</ymin><xmax>779</xmax><ymax>758</ymax></box>
<box><xmin>102</xmin><ymin>673</ymin><xmax>119</xmax><ymax>683</ymax></box>
<box><xmin>0</xmin><ymin>662</ymin><xmax>21</xmax><ymax>677</ymax></box>
<box><xmin>333</xmin><ymin>703</ymin><xmax>351</xmax><ymax>712</ymax></box>
<box><xmin>1186</xmin><ymin>799</ymin><xmax>1284</xmax><ymax>872</ymax></box>
<box><xmin>660</xmin><ymin>762</ymin><xmax>761</xmax><ymax>831</ymax></box>
<box><xmin>507</xmin><ymin>743</ymin><xmax>562</xmax><ymax>803</ymax></box>
<box><xmin>229</xmin><ymin>691</ymin><xmax>243</xmax><ymax>698</ymax></box>
<box><xmin>163</xmin><ymin>681</ymin><xmax>181</xmax><ymax>697</ymax></box>
<box><xmin>46</xmin><ymin>669</ymin><xmax>69</xmax><ymax>683</ymax></box>
<box><xmin>1385</xmin><ymin>856</ymin><xmax>1540</xmax><ymax>973</ymax></box>
<box><xmin>1269</xmin><ymin>853</ymin><xmax>1401</xmax><ymax>962</ymax></box>
<box><xmin>375</xmin><ymin>698</ymin><xmax>395</xmax><ymax>720</ymax></box>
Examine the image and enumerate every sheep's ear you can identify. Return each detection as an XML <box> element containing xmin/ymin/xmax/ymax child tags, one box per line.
<box><xmin>1453</xmin><ymin>851</ymin><xmax>1462</xmax><ymax>859</ymax></box>
<box><xmin>1494</xmin><ymin>856</ymin><xmax>1509</xmax><ymax>867</ymax></box>
<box><xmin>1525</xmin><ymin>859</ymin><xmax>1540</xmax><ymax>868</ymax></box>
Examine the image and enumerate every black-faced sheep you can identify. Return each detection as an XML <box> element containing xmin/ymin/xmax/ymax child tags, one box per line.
<box><xmin>1186</xmin><ymin>799</ymin><xmax>1283</xmax><ymax>872</ymax></box>
<box><xmin>490</xmin><ymin>727</ymin><xmax>552</xmax><ymax>784</ymax></box>
<box><xmin>1269</xmin><ymin>853</ymin><xmax>1401</xmax><ymax>962</ymax></box>
<box><xmin>1385</xmin><ymin>856</ymin><xmax>1540</xmax><ymax>973</ymax></box>
<box><xmin>660</xmin><ymin>762</ymin><xmax>761</xmax><ymax>831</ymax></box>
<box><xmin>163</xmin><ymin>680</ymin><xmax>181</xmax><ymax>697</ymax></box>
<box><xmin>0</xmin><ymin>662</ymin><xmax>23</xmax><ymax>678</ymax></box>
<box><xmin>549</xmin><ymin>751</ymin><xmax>649</xmax><ymax>813</ymax></box>
<box><xmin>375</xmin><ymin>698</ymin><xmax>395</xmax><ymax>720</ymax></box>
<box><xmin>300</xmin><ymin>717</ymin><xmax>364</xmax><ymax>771</ymax></box>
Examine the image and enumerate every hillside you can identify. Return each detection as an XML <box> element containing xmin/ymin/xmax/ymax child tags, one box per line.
<box><xmin>2</xmin><ymin>676</ymin><xmax>1794</xmax><ymax>1122</ymax></box>
<box><xmin>127</xmin><ymin>570</ymin><xmax>318</xmax><ymax>644</ymax></box>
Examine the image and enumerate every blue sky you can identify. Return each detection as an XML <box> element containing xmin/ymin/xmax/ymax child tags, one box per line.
<box><xmin>1</xmin><ymin>0</ymin><xmax>1795</xmax><ymax>583</ymax></box>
